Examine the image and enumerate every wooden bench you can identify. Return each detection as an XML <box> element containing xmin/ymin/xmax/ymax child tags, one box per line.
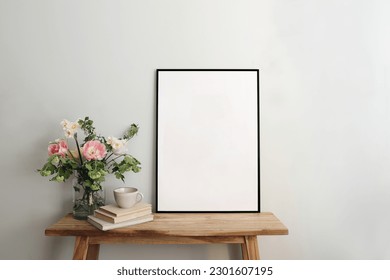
<box><xmin>45</xmin><ymin>212</ymin><xmax>288</xmax><ymax>260</ymax></box>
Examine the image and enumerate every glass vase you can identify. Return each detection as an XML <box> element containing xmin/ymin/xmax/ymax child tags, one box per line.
<box><xmin>72</xmin><ymin>178</ymin><xmax>105</xmax><ymax>220</ymax></box>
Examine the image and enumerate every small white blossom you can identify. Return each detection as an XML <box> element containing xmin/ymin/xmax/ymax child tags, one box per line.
<box><xmin>107</xmin><ymin>136</ymin><xmax>128</xmax><ymax>155</ymax></box>
<box><xmin>60</xmin><ymin>119</ymin><xmax>70</xmax><ymax>129</ymax></box>
<box><xmin>61</xmin><ymin>119</ymin><xmax>80</xmax><ymax>138</ymax></box>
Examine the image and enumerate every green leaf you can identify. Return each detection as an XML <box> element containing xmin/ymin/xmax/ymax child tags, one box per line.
<box><xmin>115</xmin><ymin>173</ymin><xmax>125</xmax><ymax>181</ymax></box>
<box><xmin>55</xmin><ymin>175</ymin><xmax>64</xmax><ymax>182</ymax></box>
<box><xmin>50</xmin><ymin>156</ymin><xmax>60</xmax><ymax>165</ymax></box>
<box><xmin>69</xmin><ymin>160</ymin><xmax>78</xmax><ymax>169</ymax></box>
<box><xmin>132</xmin><ymin>166</ymin><xmax>141</xmax><ymax>173</ymax></box>
<box><xmin>84</xmin><ymin>180</ymin><xmax>92</xmax><ymax>188</ymax></box>
<box><xmin>85</xmin><ymin>163</ymin><xmax>93</xmax><ymax>171</ymax></box>
<box><xmin>88</xmin><ymin>170</ymin><xmax>101</xmax><ymax>180</ymax></box>
<box><xmin>41</xmin><ymin>162</ymin><xmax>56</xmax><ymax>173</ymax></box>
<box><xmin>90</xmin><ymin>184</ymin><xmax>100</xmax><ymax>191</ymax></box>
<box><xmin>40</xmin><ymin>170</ymin><xmax>52</xmax><ymax>176</ymax></box>
<box><xmin>124</xmin><ymin>124</ymin><xmax>139</xmax><ymax>139</ymax></box>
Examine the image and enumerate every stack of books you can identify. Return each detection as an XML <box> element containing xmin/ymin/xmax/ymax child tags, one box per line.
<box><xmin>87</xmin><ymin>202</ymin><xmax>153</xmax><ymax>231</ymax></box>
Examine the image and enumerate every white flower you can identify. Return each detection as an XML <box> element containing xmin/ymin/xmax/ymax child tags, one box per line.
<box><xmin>60</xmin><ymin>119</ymin><xmax>80</xmax><ymax>138</ymax></box>
<box><xmin>107</xmin><ymin>136</ymin><xmax>127</xmax><ymax>155</ymax></box>
<box><xmin>60</xmin><ymin>119</ymin><xmax>70</xmax><ymax>129</ymax></box>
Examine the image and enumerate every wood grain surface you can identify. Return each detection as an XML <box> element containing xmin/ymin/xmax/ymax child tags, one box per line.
<box><xmin>45</xmin><ymin>212</ymin><xmax>288</xmax><ymax>237</ymax></box>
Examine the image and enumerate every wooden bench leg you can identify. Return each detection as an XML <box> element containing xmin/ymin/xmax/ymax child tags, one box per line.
<box><xmin>73</xmin><ymin>236</ymin><xmax>89</xmax><ymax>260</ymax></box>
<box><xmin>241</xmin><ymin>236</ymin><xmax>260</xmax><ymax>260</ymax></box>
<box><xmin>86</xmin><ymin>244</ymin><xmax>100</xmax><ymax>260</ymax></box>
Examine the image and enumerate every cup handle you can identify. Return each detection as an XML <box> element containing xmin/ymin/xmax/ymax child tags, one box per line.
<box><xmin>136</xmin><ymin>192</ymin><xmax>144</xmax><ymax>203</ymax></box>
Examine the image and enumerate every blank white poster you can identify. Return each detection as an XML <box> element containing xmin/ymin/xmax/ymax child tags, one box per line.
<box><xmin>157</xmin><ymin>70</ymin><xmax>259</xmax><ymax>212</ymax></box>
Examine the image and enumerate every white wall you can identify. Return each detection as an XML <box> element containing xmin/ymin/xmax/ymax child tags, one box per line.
<box><xmin>1</xmin><ymin>0</ymin><xmax>389</xmax><ymax>259</ymax></box>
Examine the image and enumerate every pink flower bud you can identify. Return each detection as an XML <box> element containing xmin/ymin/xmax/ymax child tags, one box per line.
<box><xmin>48</xmin><ymin>140</ymin><xmax>68</xmax><ymax>157</ymax></box>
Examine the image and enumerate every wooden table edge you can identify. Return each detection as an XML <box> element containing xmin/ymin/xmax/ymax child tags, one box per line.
<box><xmin>45</xmin><ymin>212</ymin><xmax>288</xmax><ymax>237</ymax></box>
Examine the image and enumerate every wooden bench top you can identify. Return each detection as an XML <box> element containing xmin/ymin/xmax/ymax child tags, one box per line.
<box><xmin>45</xmin><ymin>212</ymin><xmax>288</xmax><ymax>237</ymax></box>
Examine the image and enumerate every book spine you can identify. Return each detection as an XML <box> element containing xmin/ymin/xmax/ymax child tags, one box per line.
<box><xmin>99</xmin><ymin>206</ymin><xmax>152</xmax><ymax>217</ymax></box>
<box><xmin>95</xmin><ymin>210</ymin><xmax>153</xmax><ymax>224</ymax></box>
<box><xmin>94</xmin><ymin>212</ymin><xmax>115</xmax><ymax>223</ymax></box>
<box><xmin>87</xmin><ymin>217</ymin><xmax>103</xmax><ymax>231</ymax></box>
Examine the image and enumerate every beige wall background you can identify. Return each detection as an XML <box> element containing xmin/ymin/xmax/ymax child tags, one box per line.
<box><xmin>1</xmin><ymin>0</ymin><xmax>389</xmax><ymax>259</ymax></box>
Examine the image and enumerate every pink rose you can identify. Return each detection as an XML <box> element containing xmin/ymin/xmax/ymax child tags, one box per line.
<box><xmin>82</xmin><ymin>140</ymin><xmax>107</xmax><ymax>161</ymax></box>
<box><xmin>48</xmin><ymin>140</ymin><xmax>68</xmax><ymax>157</ymax></box>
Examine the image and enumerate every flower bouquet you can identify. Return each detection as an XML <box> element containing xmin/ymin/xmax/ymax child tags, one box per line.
<box><xmin>38</xmin><ymin>117</ymin><xmax>141</xmax><ymax>219</ymax></box>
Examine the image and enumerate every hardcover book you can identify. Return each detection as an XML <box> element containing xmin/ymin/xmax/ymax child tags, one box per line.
<box><xmin>87</xmin><ymin>214</ymin><xmax>154</xmax><ymax>231</ymax></box>
<box><xmin>94</xmin><ymin>207</ymin><xmax>152</xmax><ymax>224</ymax></box>
<box><xmin>99</xmin><ymin>203</ymin><xmax>152</xmax><ymax>217</ymax></box>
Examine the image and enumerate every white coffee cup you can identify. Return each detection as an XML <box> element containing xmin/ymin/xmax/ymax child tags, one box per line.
<box><xmin>113</xmin><ymin>187</ymin><xmax>144</xmax><ymax>209</ymax></box>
